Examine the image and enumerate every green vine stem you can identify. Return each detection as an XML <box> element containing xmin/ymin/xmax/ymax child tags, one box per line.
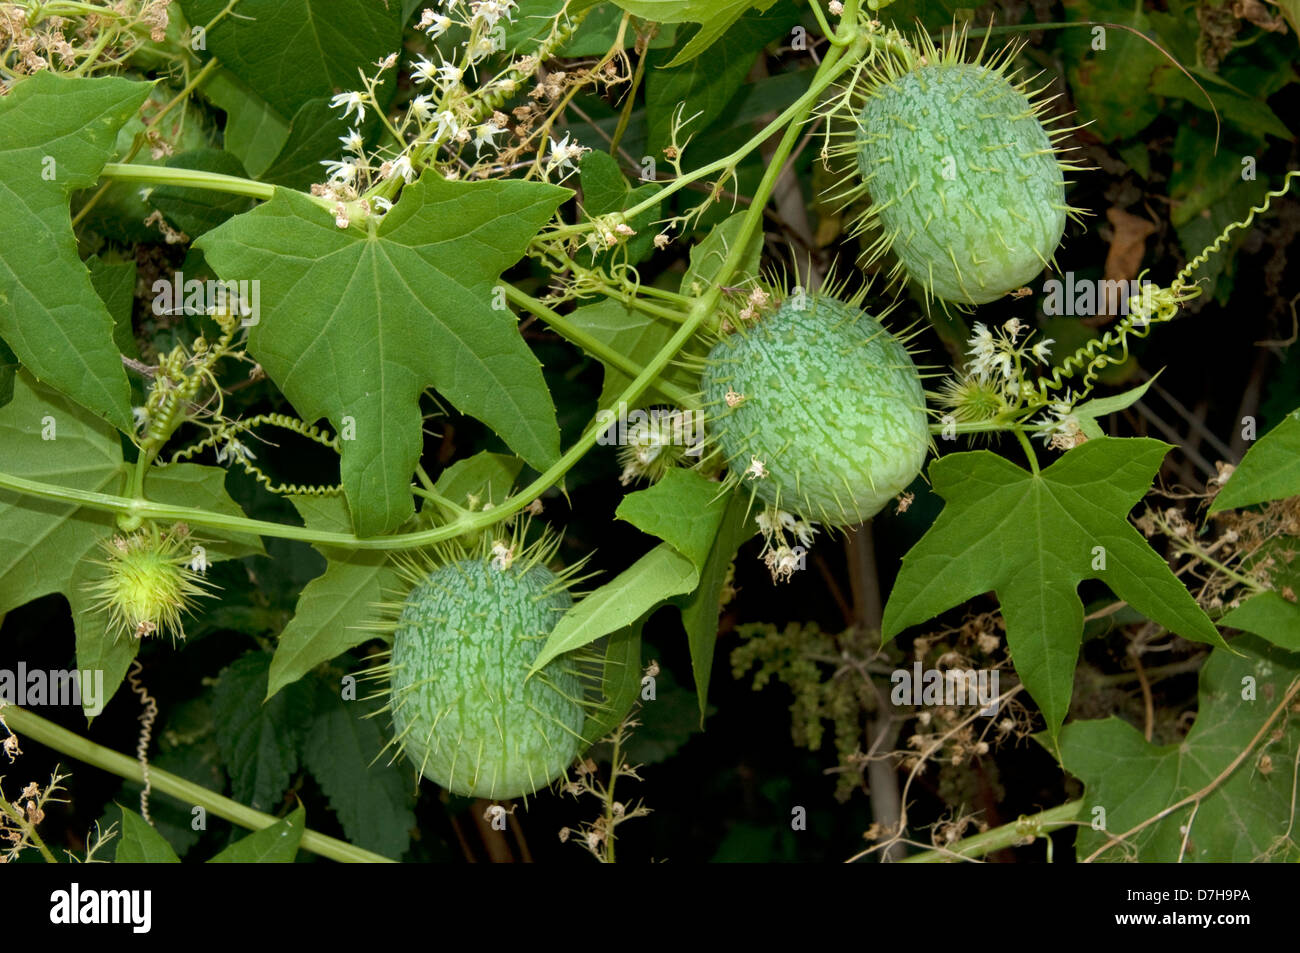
<box><xmin>896</xmin><ymin>800</ymin><xmax>1083</xmax><ymax>863</ymax></box>
<box><xmin>502</xmin><ymin>284</ymin><xmax>699</xmax><ymax>409</ymax></box>
<box><xmin>3</xmin><ymin>705</ymin><xmax>396</xmax><ymax>864</ymax></box>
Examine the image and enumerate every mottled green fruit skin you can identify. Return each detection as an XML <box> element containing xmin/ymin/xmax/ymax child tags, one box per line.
<box><xmin>702</xmin><ymin>297</ymin><xmax>928</xmax><ymax>525</ymax></box>
<box><xmin>390</xmin><ymin>559</ymin><xmax>583</xmax><ymax>799</ymax></box>
<box><xmin>856</xmin><ymin>63</ymin><xmax>1066</xmax><ymax>304</ymax></box>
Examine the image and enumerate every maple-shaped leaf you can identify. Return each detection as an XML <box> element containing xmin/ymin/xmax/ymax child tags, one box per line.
<box><xmin>1058</xmin><ymin>635</ymin><xmax>1300</xmax><ymax>862</ymax></box>
<box><xmin>1207</xmin><ymin>407</ymin><xmax>1300</xmax><ymax>514</ymax></box>
<box><xmin>0</xmin><ymin>72</ymin><xmax>149</xmax><ymax>430</ymax></box>
<box><xmin>882</xmin><ymin>437</ymin><xmax>1224</xmax><ymax>737</ymax></box>
<box><xmin>196</xmin><ymin>174</ymin><xmax>569</xmax><ymax>536</ymax></box>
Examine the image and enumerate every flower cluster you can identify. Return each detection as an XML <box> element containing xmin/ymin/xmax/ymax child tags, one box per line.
<box><xmin>755</xmin><ymin>506</ymin><xmax>819</xmax><ymax>583</ymax></box>
<box><xmin>616</xmin><ymin>408</ymin><xmax>701</xmax><ymax>485</ymax></box>
<box><xmin>937</xmin><ymin>318</ymin><xmax>1054</xmax><ymax>425</ymax></box>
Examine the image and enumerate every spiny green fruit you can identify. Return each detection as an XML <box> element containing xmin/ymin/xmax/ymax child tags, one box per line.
<box><xmin>827</xmin><ymin>32</ymin><xmax>1081</xmax><ymax>306</ymax></box>
<box><xmin>701</xmin><ymin>294</ymin><xmax>929</xmax><ymax>526</ymax></box>
<box><xmin>388</xmin><ymin>557</ymin><xmax>585</xmax><ymax>800</ymax></box>
<box><xmin>87</xmin><ymin>523</ymin><xmax>214</xmax><ymax>641</ymax></box>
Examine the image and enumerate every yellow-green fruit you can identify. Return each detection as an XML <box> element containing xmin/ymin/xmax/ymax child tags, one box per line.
<box><xmin>89</xmin><ymin>529</ymin><xmax>211</xmax><ymax>640</ymax></box>
<box><xmin>389</xmin><ymin>558</ymin><xmax>584</xmax><ymax>799</ymax></box>
<box><xmin>701</xmin><ymin>295</ymin><xmax>929</xmax><ymax>525</ymax></box>
<box><xmin>856</xmin><ymin>63</ymin><xmax>1067</xmax><ymax>304</ymax></box>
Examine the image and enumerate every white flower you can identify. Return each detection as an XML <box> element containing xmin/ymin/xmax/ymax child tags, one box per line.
<box><xmin>386</xmin><ymin>154</ymin><xmax>416</xmax><ymax>184</ymax></box>
<box><xmin>1031</xmin><ymin>337</ymin><xmax>1055</xmax><ymax>362</ymax></box>
<box><xmin>435</xmin><ymin>60</ymin><xmax>464</xmax><ymax>89</ymax></box>
<box><xmin>490</xmin><ymin>540</ymin><xmax>514</xmax><ymax>570</ymax></box>
<box><xmin>411</xmin><ymin>55</ymin><xmax>437</xmax><ymax>85</ymax></box>
<box><xmin>409</xmin><ymin>94</ymin><xmax>435</xmax><ymax>122</ymax></box>
<box><xmin>188</xmin><ymin>547</ymin><xmax>210</xmax><ymax>574</ymax></box>
<box><xmin>473</xmin><ymin>121</ymin><xmax>505</xmax><ymax>155</ymax></box>
<box><xmin>425</xmin><ymin>13</ymin><xmax>452</xmax><ymax>37</ymax></box>
<box><xmin>744</xmin><ymin>456</ymin><xmax>768</xmax><ymax>480</ymax></box>
<box><xmin>215</xmin><ymin>438</ymin><xmax>255</xmax><ymax>465</ymax></box>
<box><xmin>545</xmin><ymin>132</ymin><xmax>586</xmax><ymax>179</ymax></box>
<box><xmin>373</xmin><ymin>196</ymin><xmax>393</xmax><ymax>214</ymax></box>
<box><xmin>339</xmin><ymin>128</ymin><xmax>364</xmax><ymax>153</ymax></box>
<box><xmin>967</xmin><ymin>322</ymin><xmax>994</xmax><ymax>358</ymax></box>
<box><xmin>471</xmin><ymin>0</ymin><xmax>516</xmax><ymax>27</ymax></box>
<box><xmin>329</xmin><ymin>91</ymin><xmax>366</xmax><ymax>123</ymax></box>
<box><xmin>319</xmin><ymin>158</ymin><xmax>358</xmax><ymax>185</ymax></box>
<box><xmin>434</xmin><ymin>110</ymin><xmax>461</xmax><ymax>142</ymax></box>
<box><xmin>464</xmin><ymin>34</ymin><xmax>497</xmax><ymax>64</ymax></box>
<box><xmin>131</xmin><ymin>406</ymin><xmax>148</xmax><ymax>431</ymax></box>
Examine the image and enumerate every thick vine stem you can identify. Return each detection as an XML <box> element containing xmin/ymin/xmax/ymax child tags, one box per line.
<box><xmin>896</xmin><ymin>800</ymin><xmax>1083</xmax><ymax>863</ymax></box>
<box><xmin>3</xmin><ymin>705</ymin><xmax>396</xmax><ymax>863</ymax></box>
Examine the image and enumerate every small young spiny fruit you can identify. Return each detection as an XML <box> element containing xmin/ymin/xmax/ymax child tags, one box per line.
<box><xmin>700</xmin><ymin>291</ymin><xmax>929</xmax><ymax>527</ymax></box>
<box><xmin>826</xmin><ymin>30</ymin><xmax>1083</xmax><ymax>305</ymax></box>
<box><xmin>87</xmin><ymin>523</ymin><xmax>213</xmax><ymax>641</ymax></box>
<box><xmin>386</xmin><ymin>546</ymin><xmax>588</xmax><ymax>800</ymax></box>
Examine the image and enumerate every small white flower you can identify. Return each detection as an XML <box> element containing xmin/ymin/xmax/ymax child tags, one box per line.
<box><xmin>319</xmin><ymin>158</ymin><xmax>358</xmax><ymax>185</ymax></box>
<box><xmin>1031</xmin><ymin>338</ymin><xmax>1055</xmax><ymax>362</ymax></box>
<box><xmin>473</xmin><ymin>121</ymin><xmax>505</xmax><ymax>155</ymax></box>
<box><xmin>967</xmin><ymin>322</ymin><xmax>994</xmax><ymax>358</ymax></box>
<box><xmin>189</xmin><ymin>547</ymin><xmax>210</xmax><ymax>574</ymax></box>
<box><xmin>745</xmin><ymin>456</ymin><xmax>768</xmax><ymax>480</ymax></box>
<box><xmin>339</xmin><ymin>128</ymin><xmax>365</xmax><ymax>153</ymax></box>
<box><xmin>410</xmin><ymin>55</ymin><xmax>437</xmax><ymax>85</ymax></box>
<box><xmin>372</xmin><ymin>196</ymin><xmax>393</xmax><ymax>214</ymax></box>
<box><xmin>131</xmin><ymin>406</ymin><xmax>148</xmax><ymax>431</ymax></box>
<box><xmin>435</xmin><ymin>61</ymin><xmax>464</xmax><ymax>89</ymax></box>
<box><xmin>471</xmin><ymin>0</ymin><xmax>516</xmax><ymax>27</ymax></box>
<box><xmin>490</xmin><ymin>540</ymin><xmax>514</xmax><ymax>570</ymax></box>
<box><xmin>386</xmin><ymin>154</ymin><xmax>417</xmax><ymax>184</ymax></box>
<box><xmin>425</xmin><ymin>13</ymin><xmax>452</xmax><ymax>37</ymax></box>
<box><xmin>329</xmin><ymin>91</ymin><xmax>366</xmax><ymax>123</ymax></box>
<box><xmin>792</xmin><ymin>519</ymin><xmax>818</xmax><ymax>548</ymax></box>
<box><xmin>434</xmin><ymin>110</ymin><xmax>461</xmax><ymax>142</ymax></box>
<box><xmin>215</xmin><ymin>438</ymin><xmax>255</xmax><ymax>465</ymax></box>
<box><xmin>464</xmin><ymin>34</ymin><xmax>497</xmax><ymax>64</ymax></box>
<box><xmin>409</xmin><ymin>94</ymin><xmax>435</xmax><ymax>122</ymax></box>
<box><xmin>545</xmin><ymin>132</ymin><xmax>586</xmax><ymax>179</ymax></box>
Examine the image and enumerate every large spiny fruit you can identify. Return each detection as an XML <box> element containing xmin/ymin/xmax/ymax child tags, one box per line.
<box><xmin>701</xmin><ymin>294</ymin><xmax>928</xmax><ymax>525</ymax></box>
<box><xmin>389</xmin><ymin>557</ymin><xmax>584</xmax><ymax>799</ymax></box>
<box><xmin>836</xmin><ymin>35</ymin><xmax>1077</xmax><ymax>305</ymax></box>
